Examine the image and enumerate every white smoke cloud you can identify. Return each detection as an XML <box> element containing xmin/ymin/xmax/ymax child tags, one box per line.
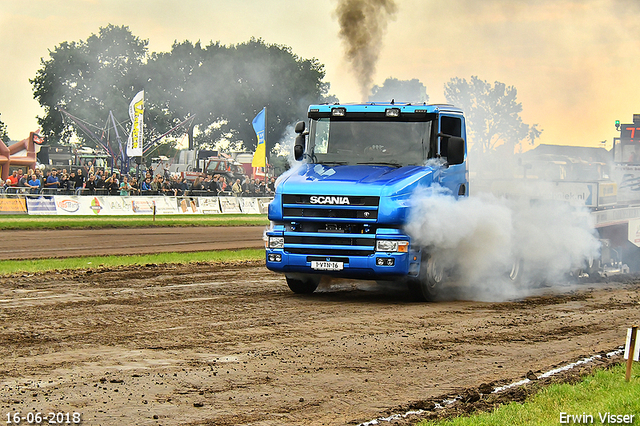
<box><xmin>405</xmin><ymin>182</ymin><xmax>601</xmax><ymax>301</ymax></box>
<box><xmin>273</xmin><ymin>124</ymin><xmax>305</xmax><ymax>187</ymax></box>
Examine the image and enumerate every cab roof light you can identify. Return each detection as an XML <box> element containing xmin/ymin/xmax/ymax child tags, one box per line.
<box><xmin>385</xmin><ymin>108</ymin><xmax>400</xmax><ymax>117</ymax></box>
<box><xmin>332</xmin><ymin>107</ymin><xmax>346</xmax><ymax>117</ymax></box>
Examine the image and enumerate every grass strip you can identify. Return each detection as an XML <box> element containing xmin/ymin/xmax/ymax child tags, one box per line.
<box><xmin>0</xmin><ymin>214</ymin><xmax>269</xmax><ymax>229</ymax></box>
<box><xmin>417</xmin><ymin>362</ymin><xmax>640</xmax><ymax>426</ymax></box>
<box><xmin>0</xmin><ymin>248</ymin><xmax>265</xmax><ymax>275</ymax></box>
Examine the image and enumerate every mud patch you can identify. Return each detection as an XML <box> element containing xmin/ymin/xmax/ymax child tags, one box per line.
<box><xmin>0</xmin><ymin>263</ymin><xmax>639</xmax><ymax>425</ymax></box>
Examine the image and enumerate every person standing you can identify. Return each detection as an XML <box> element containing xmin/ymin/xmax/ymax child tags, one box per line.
<box><xmin>59</xmin><ymin>172</ymin><xmax>70</xmax><ymax>193</ymax></box>
<box><xmin>84</xmin><ymin>174</ymin><xmax>97</xmax><ymax>194</ymax></box>
<box><xmin>27</xmin><ymin>173</ymin><xmax>40</xmax><ymax>194</ymax></box>
<box><xmin>94</xmin><ymin>171</ymin><xmax>106</xmax><ymax>193</ymax></box>
<box><xmin>267</xmin><ymin>177</ymin><xmax>276</xmax><ymax>194</ymax></box>
<box><xmin>6</xmin><ymin>170</ymin><xmax>19</xmax><ymax>187</ymax></box>
<box><xmin>242</xmin><ymin>177</ymin><xmax>251</xmax><ymax>195</ymax></box>
<box><xmin>18</xmin><ymin>172</ymin><xmax>29</xmax><ymax>188</ymax></box>
<box><xmin>129</xmin><ymin>176</ymin><xmax>140</xmax><ymax>195</ymax></box>
<box><xmin>232</xmin><ymin>178</ymin><xmax>242</xmax><ymax>197</ymax></box>
<box><xmin>150</xmin><ymin>175</ymin><xmax>161</xmax><ymax>193</ymax></box>
<box><xmin>83</xmin><ymin>161</ymin><xmax>94</xmax><ymax>177</ymax></box>
<box><xmin>141</xmin><ymin>176</ymin><xmax>152</xmax><ymax>193</ymax></box>
<box><xmin>95</xmin><ymin>169</ymin><xmax>104</xmax><ymax>187</ymax></box>
<box><xmin>162</xmin><ymin>176</ymin><xmax>176</xmax><ymax>196</ymax></box>
<box><xmin>45</xmin><ymin>169</ymin><xmax>60</xmax><ymax>190</ymax></box>
<box><xmin>119</xmin><ymin>176</ymin><xmax>131</xmax><ymax>196</ymax></box>
<box><xmin>74</xmin><ymin>169</ymin><xmax>85</xmax><ymax>191</ymax></box>
<box><xmin>105</xmin><ymin>172</ymin><xmax>119</xmax><ymax>195</ymax></box>
<box><xmin>35</xmin><ymin>169</ymin><xmax>45</xmax><ymax>191</ymax></box>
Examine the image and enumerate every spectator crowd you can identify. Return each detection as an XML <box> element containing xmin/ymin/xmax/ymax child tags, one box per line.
<box><xmin>0</xmin><ymin>164</ymin><xmax>277</xmax><ymax>197</ymax></box>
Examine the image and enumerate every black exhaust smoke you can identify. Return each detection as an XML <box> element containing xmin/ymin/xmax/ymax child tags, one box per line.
<box><xmin>335</xmin><ymin>0</ymin><xmax>398</xmax><ymax>101</ymax></box>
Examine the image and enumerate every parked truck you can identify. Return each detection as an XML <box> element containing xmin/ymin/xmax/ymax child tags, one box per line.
<box><xmin>151</xmin><ymin>150</ymin><xmax>246</xmax><ymax>183</ymax></box>
<box><xmin>265</xmin><ymin>102</ymin><xmax>471</xmax><ymax>301</ymax></box>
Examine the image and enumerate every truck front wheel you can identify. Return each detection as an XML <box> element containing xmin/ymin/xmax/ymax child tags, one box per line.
<box><xmin>285</xmin><ymin>276</ymin><xmax>320</xmax><ymax>294</ymax></box>
<box><xmin>408</xmin><ymin>253</ymin><xmax>445</xmax><ymax>302</ymax></box>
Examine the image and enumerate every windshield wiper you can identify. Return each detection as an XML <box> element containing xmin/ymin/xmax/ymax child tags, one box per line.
<box><xmin>319</xmin><ymin>161</ymin><xmax>348</xmax><ymax>166</ymax></box>
<box><xmin>357</xmin><ymin>162</ymin><xmax>402</xmax><ymax>168</ymax></box>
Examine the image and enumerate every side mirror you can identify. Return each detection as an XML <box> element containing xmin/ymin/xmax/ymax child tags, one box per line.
<box><xmin>294</xmin><ymin>121</ymin><xmax>306</xmax><ymax>134</ymax></box>
<box><xmin>447</xmin><ymin>137</ymin><xmax>465</xmax><ymax>165</ymax></box>
<box><xmin>294</xmin><ymin>134</ymin><xmax>305</xmax><ymax>161</ymax></box>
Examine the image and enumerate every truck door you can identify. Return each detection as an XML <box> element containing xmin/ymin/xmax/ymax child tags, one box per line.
<box><xmin>438</xmin><ymin>114</ymin><xmax>468</xmax><ymax>197</ymax></box>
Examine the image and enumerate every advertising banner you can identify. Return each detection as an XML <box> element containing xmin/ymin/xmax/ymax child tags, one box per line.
<box><xmin>550</xmin><ymin>181</ymin><xmax>597</xmax><ymax>208</ymax></box>
<box><xmin>219</xmin><ymin>196</ymin><xmax>242</xmax><ymax>213</ymax></box>
<box><xmin>257</xmin><ymin>197</ymin><xmax>272</xmax><ymax>214</ymax></box>
<box><xmin>149</xmin><ymin>197</ymin><xmax>179</xmax><ymax>215</ymax></box>
<box><xmin>240</xmin><ymin>197</ymin><xmax>261</xmax><ymax>214</ymax></box>
<box><xmin>177</xmin><ymin>197</ymin><xmax>200</xmax><ymax>214</ymax></box>
<box><xmin>54</xmin><ymin>196</ymin><xmax>106</xmax><ymax>215</ymax></box>
<box><xmin>628</xmin><ymin>218</ymin><xmax>640</xmax><ymax>248</ymax></box>
<box><xmin>101</xmin><ymin>196</ymin><xmax>132</xmax><ymax>215</ymax></box>
<box><xmin>127</xmin><ymin>90</ymin><xmax>144</xmax><ymax>157</ymax></box>
<box><xmin>0</xmin><ymin>198</ymin><xmax>27</xmax><ymax>214</ymax></box>
<box><xmin>199</xmin><ymin>197</ymin><xmax>221</xmax><ymax>214</ymax></box>
<box><xmin>615</xmin><ymin>164</ymin><xmax>640</xmax><ymax>205</ymax></box>
<box><xmin>131</xmin><ymin>198</ymin><xmax>156</xmax><ymax>214</ymax></box>
<box><xmin>24</xmin><ymin>195</ymin><xmax>271</xmax><ymax>215</ymax></box>
<box><xmin>26</xmin><ymin>196</ymin><xmax>57</xmax><ymax>215</ymax></box>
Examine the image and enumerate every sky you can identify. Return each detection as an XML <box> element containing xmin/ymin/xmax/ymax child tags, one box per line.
<box><xmin>1</xmin><ymin>0</ymin><xmax>640</xmax><ymax>151</ymax></box>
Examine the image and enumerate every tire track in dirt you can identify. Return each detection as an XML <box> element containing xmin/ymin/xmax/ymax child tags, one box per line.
<box><xmin>0</xmin><ymin>226</ymin><xmax>266</xmax><ymax>259</ymax></box>
<box><xmin>0</xmin><ymin>262</ymin><xmax>639</xmax><ymax>425</ymax></box>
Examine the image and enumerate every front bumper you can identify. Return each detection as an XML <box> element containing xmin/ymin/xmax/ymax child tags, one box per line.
<box><xmin>265</xmin><ymin>232</ymin><xmax>420</xmax><ymax>279</ymax></box>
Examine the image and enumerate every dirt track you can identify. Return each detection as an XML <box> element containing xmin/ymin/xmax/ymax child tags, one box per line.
<box><xmin>0</xmin><ymin>254</ymin><xmax>639</xmax><ymax>425</ymax></box>
<box><xmin>0</xmin><ymin>227</ymin><xmax>265</xmax><ymax>260</ymax></box>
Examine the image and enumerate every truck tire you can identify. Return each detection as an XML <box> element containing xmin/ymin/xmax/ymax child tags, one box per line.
<box><xmin>286</xmin><ymin>276</ymin><xmax>320</xmax><ymax>294</ymax></box>
<box><xmin>571</xmin><ymin>256</ymin><xmax>599</xmax><ymax>279</ymax></box>
<box><xmin>408</xmin><ymin>253</ymin><xmax>444</xmax><ymax>302</ymax></box>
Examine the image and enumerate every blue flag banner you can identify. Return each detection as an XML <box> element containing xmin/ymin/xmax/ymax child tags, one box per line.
<box><xmin>252</xmin><ymin>107</ymin><xmax>266</xmax><ymax>167</ymax></box>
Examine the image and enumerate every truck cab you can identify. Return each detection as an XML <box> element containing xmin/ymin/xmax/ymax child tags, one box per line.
<box><xmin>265</xmin><ymin>103</ymin><xmax>468</xmax><ymax>300</ymax></box>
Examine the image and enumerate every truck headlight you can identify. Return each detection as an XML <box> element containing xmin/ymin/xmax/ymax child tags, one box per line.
<box><xmin>376</xmin><ymin>240</ymin><xmax>409</xmax><ymax>253</ymax></box>
<box><xmin>268</xmin><ymin>236</ymin><xmax>284</xmax><ymax>249</ymax></box>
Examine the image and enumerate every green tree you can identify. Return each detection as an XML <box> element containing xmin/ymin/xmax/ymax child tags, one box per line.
<box><xmin>190</xmin><ymin>38</ymin><xmax>333</xmax><ymax>158</ymax></box>
<box><xmin>140</xmin><ymin>37</ymin><xmax>334</xmax><ymax>158</ymax></box>
<box><xmin>369</xmin><ymin>77</ymin><xmax>428</xmax><ymax>104</ymax></box>
<box><xmin>31</xmin><ymin>24</ymin><xmax>148</xmax><ymax>147</ymax></box>
<box><xmin>444</xmin><ymin>76</ymin><xmax>541</xmax><ymax>155</ymax></box>
<box><xmin>144</xmin><ymin>40</ymin><xmax>212</xmax><ymax>151</ymax></box>
<box><xmin>32</xmin><ymin>29</ymin><xmax>334</xmax><ymax>164</ymax></box>
<box><xmin>0</xmin><ymin>114</ymin><xmax>9</xmax><ymax>143</ymax></box>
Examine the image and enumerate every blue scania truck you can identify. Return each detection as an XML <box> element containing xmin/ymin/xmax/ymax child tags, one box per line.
<box><xmin>265</xmin><ymin>102</ymin><xmax>468</xmax><ymax>301</ymax></box>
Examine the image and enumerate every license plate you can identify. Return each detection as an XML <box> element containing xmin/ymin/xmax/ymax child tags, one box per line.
<box><xmin>311</xmin><ymin>261</ymin><xmax>343</xmax><ymax>271</ymax></box>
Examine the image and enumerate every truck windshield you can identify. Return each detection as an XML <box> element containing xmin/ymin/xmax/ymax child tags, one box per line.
<box><xmin>308</xmin><ymin>118</ymin><xmax>433</xmax><ymax>166</ymax></box>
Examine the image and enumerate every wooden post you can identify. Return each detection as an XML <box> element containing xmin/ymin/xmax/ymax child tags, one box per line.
<box><xmin>626</xmin><ymin>325</ymin><xmax>638</xmax><ymax>382</ymax></box>
<box><xmin>153</xmin><ymin>202</ymin><xmax>156</xmax><ymax>222</ymax></box>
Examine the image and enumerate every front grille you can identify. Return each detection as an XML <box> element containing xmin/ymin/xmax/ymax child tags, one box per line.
<box><xmin>283</xmin><ymin>207</ymin><xmax>377</xmax><ymax>220</ymax></box>
<box><xmin>287</xmin><ymin>248</ymin><xmax>375</xmax><ymax>256</ymax></box>
<box><xmin>285</xmin><ymin>236</ymin><xmax>374</xmax><ymax>247</ymax></box>
<box><xmin>282</xmin><ymin>194</ymin><xmax>379</xmax><ymax>257</ymax></box>
<box><xmin>282</xmin><ymin>194</ymin><xmax>379</xmax><ymax>223</ymax></box>
<box><xmin>283</xmin><ymin>194</ymin><xmax>379</xmax><ymax>206</ymax></box>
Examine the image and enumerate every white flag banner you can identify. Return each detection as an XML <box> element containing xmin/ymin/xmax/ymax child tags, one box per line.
<box><xmin>127</xmin><ymin>90</ymin><xmax>144</xmax><ymax>157</ymax></box>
